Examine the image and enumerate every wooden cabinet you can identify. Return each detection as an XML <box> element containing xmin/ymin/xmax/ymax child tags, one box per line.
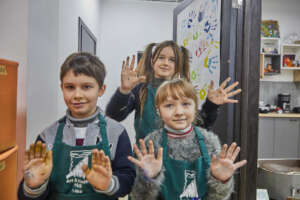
<box><xmin>0</xmin><ymin>59</ymin><xmax>18</xmax><ymax>200</ymax></box>
<box><xmin>0</xmin><ymin>146</ymin><xmax>18</xmax><ymax>200</ymax></box>
<box><xmin>258</xmin><ymin>117</ymin><xmax>300</xmax><ymax>158</ymax></box>
<box><xmin>0</xmin><ymin>59</ymin><xmax>18</xmax><ymax>153</ymax></box>
<box><xmin>258</xmin><ymin>118</ymin><xmax>274</xmax><ymax>158</ymax></box>
<box><xmin>274</xmin><ymin>118</ymin><xmax>300</xmax><ymax>158</ymax></box>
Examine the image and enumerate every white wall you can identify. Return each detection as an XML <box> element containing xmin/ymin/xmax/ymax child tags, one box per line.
<box><xmin>262</xmin><ymin>0</ymin><xmax>300</xmax><ymax>40</ymax></box>
<box><xmin>26</xmin><ymin>0</ymin><xmax>102</xmax><ymax>146</ymax></box>
<box><xmin>27</xmin><ymin>0</ymin><xmax>60</xmax><ymax>147</ymax></box>
<box><xmin>99</xmin><ymin>0</ymin><xmax>176</xmax><ymax>142</ymax></box>
<box><xmin>57</xmin><ymin>0</ymin><xmax>103</xmax><ymax>118</ymax></box>
<box><xmin>26</xmin><ymin>0</ymin><xmax>177</xmax><ymax>145</ymax></box>
<box><xmin>0</xmin><ymin>0</ymin><xmax>28</xmax><ymax>61</ymax></box>
<box><xmin>0</xmin><ymin>0</ymin><xmax>28</xmax><ymax>116</ymax></box>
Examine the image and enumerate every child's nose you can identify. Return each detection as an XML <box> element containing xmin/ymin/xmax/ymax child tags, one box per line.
<box><xmin>163</xmin><ymin>58</ymin><xmax>170</xmax><ymax>65</ymax></box>
<box><xmin>175</xmin><ymin>105</ymin><xmax>184</xmax><ymax>114</ymax></box>
<box><xmin>74</xmin><ymin>89</ymin><xmax>83</xmax><ymax>98</ymax></box>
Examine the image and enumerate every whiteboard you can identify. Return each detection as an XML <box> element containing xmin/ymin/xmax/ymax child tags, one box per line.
<box><xmin>174</xmin><ymin>0</ymin><xmax>221</xmax><ymax>107</ymax></box>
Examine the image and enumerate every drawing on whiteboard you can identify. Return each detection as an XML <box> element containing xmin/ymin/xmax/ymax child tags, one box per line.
<box><xmin>177</xmin><ymin>0</ymin><xmax>221</xmax><ymax>108</ymax></box>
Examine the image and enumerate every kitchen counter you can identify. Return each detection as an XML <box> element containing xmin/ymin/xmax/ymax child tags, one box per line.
<box><xmin>259</xmin><ymin>113</ymin><xmax>300</xmax><ymax>118</ymax></box>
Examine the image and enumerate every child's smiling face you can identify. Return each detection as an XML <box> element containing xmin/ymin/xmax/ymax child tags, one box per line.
<box><xmin>61</xmin><ymin>70</ymin><xmax>105</xmax><ymax>118</ymax></box>
<box><xmin>152</xmin><ymin>46</ymin><xmax>176</xmax><ymax>79</ymax></box>
<box><xmin>158</xmin><ymin>95</ymin><xmax>196</xmax><ymax>130</ymax></box>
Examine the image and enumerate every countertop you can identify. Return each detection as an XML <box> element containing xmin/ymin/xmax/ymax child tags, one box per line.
<box><xmin>259</xmin><ymin>113</ymin><xmax>300</xmax><ymax>118</ymax></box>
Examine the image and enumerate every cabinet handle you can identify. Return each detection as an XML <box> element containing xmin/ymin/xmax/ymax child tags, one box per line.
<box><xmin>0</xmin><ymin>161</ymin><xmax>6</xmax><ymax>172</ymax></box>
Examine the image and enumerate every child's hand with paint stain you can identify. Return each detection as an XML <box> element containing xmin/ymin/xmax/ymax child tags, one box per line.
<box><xmin>24</xmin><ymin>141</ymin><xmax>53</xmax><ymax>189</ymax></box>
<box><xmin>82</xmin><ymin>149</ymin><xmax>112</xmax><ymax>191</ymax></box>
<box><xmin>120</xmin><ymin>55</ymin><xmax>146</xmax><ymax>95</ymax></box>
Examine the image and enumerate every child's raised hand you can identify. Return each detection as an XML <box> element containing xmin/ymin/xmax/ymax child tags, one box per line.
<box><xmin>120</xmin><ymin>55</ymin><xmax>146</xmax><ymax>94</ymax></box>
<box><xmin>210</xmin><ymin>143</ymin><xmax>247</xmax><ymax>182</ymax></box>
<box><xmin>207</xmin><ymin>77</ymin><xmax>241</xmax><ymax>105</ymax></box>
<box><xmin>82</xmin><ymin>149</ymin><xmax>112</xmax><ymax>191</ymax></box>
<box><xmin>23</xmin><ymin>141</ymin><xmax>53</xmax><ymax>189</ymax></box>
<box><xmin>128</xmin><ymin>139</ymin><xmax>163</xmax><ymax>179</ymax></box>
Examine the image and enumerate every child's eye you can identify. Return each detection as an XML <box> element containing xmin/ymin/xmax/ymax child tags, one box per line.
<box><xmin>169</xmin><ymin>58</ymin><xmax>175</xmax><ymax>62</ymax></box>
<box><xmin>164</xmin><ymin>104</ymin><xmax>173</xmax><ymax>108</ymax></box>
<box><xmin>82</xmin><ymin>85</ymin><xmax>92</xmax><ymax>89</ymax></box>
<box><xmin>65</xmin><ymin>85</ymin><xmax>74</xmax><ymax>90</ymax></box>
<box><xmin>158</xmin><ymin>56</ymin><xmax>165</xmax><ymax>60</ymax></box>
<box><xmin>183</xmin><ymin>102</ymin><xmax>191</xmax><ymax>106</ymax></box>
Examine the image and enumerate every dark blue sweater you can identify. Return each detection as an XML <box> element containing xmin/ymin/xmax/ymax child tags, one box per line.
<box><xmin>106</xmin><ymin>83</ymin><xmax>219</xmax><ymax>131</ymax></box>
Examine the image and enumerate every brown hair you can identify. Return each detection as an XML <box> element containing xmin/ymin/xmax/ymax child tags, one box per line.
<box><xmin>155</xmin><ymin>78</ymin><xmax>198</xmax><ymax>114</ymax></box>
<box><xmin>60</xmin><ymin>52</ymin><xmax>106</xmax><ymax>87</ymax></box>
<box><xmin>138</xmin><ymin>40</ymin><xmax>190</xmax><ymax>116</ymax></box>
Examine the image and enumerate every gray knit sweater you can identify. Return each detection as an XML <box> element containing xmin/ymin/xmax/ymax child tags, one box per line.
<box><xmin>130</xmin><ymin>126</ymin><xmax>234</xmax><ymax>200</ymax></box>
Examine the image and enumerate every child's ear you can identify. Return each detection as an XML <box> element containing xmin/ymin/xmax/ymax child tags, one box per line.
<box><xmin>151</xmin><ymin>58</ymin><xmax>155</xmax><ymax>67</ymax></box>
<box><xmin>98</xmin><ymin>84</ymin><xmax>106</xmax><ymax>97</ymax></box>
<box><xmin>156</xmin><ymin>108</ymin><xmax>160</xmax><ymax>116</ymax></box>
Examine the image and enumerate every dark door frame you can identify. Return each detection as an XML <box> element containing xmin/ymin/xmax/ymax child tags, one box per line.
<box><xmin>174</xmin><ymin>0</ymin><xmax>261</xmax><ymax>199</ymax></box>
<box><xmin>236</xmin><ymin>0</ymin><xmax>261</xmax><ymax>199</ymax></box>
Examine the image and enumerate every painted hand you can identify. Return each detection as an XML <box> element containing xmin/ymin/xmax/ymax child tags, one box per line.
<box><xmin>128</xmin><ymin>139</ymin><xmax>163</xmax><ymax>179</ymax></box>
<box><xmin>120</xmin><ymin>55</ymin><xmax>146</xmax><ymax>94</ymax></box>
<box><xmin>82</xmin><ymin>149</ymin><xmax>112</xmax><ymax>191</ymax></box>
<box><xmin>210</xmin><ymin>143</ymin><xmax>247</xmax><ymax>182</ymax></box>
<box><xmin>207</xmin><ymin>77</ymin><xmax>241</xmax><ymax>105</ymax></box>
<box><xmin>23</xmin><ymin>141</ymin><xmax>53</xmax><ymax>189</ymax></box>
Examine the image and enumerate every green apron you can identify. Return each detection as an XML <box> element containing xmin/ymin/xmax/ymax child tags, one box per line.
<box><xmin>134</xmin><ymin>84</ymin><xmax>160</xmax><ymax>143</ymax></box>
<box><xmin>160</xmin><ymin>127</ymin><xmax>210</xmax><ymax>200</ymax></box>
<box><xmin>48</xmin><ymin>114</ymin><xmax>113</xmax><ymax>200</ymax></box>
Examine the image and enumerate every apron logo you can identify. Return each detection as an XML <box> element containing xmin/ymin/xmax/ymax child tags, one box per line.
<box><xmin>180</xmin><ymin>170</ymin><xmax>200</xmax><ymax>200</ymax></box>
<box><xmin>66</xmin><ymin>150</ymin><xmax>92</xmax><ymax>193</ymax></box>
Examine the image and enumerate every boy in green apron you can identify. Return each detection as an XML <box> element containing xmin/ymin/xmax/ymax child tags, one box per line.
<box><xmin>18</xmin><ymin>52</ymin><xmax>136</xmax><ymax>200</ymax></box>
<box><xmin>128</xmin><ymin>78</ymin><xmax>247</xmax><ymax>200</ymax></box>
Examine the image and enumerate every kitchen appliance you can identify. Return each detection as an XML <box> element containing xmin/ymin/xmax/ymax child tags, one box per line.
<box><xmin>278</xmin><ymin>93</ymin><xmax>291</xmax><ymax>113</ymax></box>
<box><xmin>257</xmin><ymin>159</ymin><xmax>300</xmax><ymax>200</ymax></box>
<box><xmin>293</xmin><ymin>107</ymin><xmax>300</xmax><ymax>113</ymax></box>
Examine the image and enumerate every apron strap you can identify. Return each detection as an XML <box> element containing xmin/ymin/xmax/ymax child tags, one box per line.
<box><xmin>194</xmin><ymin>126</ymin><xmax>211</xmax><ymax>167</ymax></box>
<box><xmin>162</xmin><ymin>129</ymin><xmax>168</xmax><ymax>161</ymax></box>
<box><xmin>97</xmin><ymin>114</ymin><xmax>111</xmax><ymax>159</ymax></box>
<box><xmin>55</xmin><ymin>121</ymin><xmax>66</xmax><ymax>143</ymax></box>
<box><xmin>53</xmin><ymin>114</ymin><xmax>111</xmax><ymax>159</ymax></box>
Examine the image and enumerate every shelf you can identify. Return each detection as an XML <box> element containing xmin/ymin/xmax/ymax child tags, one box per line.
<box><xmin>260</xmin><ymin>38</ymin><xmax>300</xmax><ymax>81</ymax></box>
<box><xmin>281</xmin><ymin>44</ymin><xmax>300</xmax><ymax>71</ymax></box>
<box><xmin>264</xmin><ymin>72</ymin><xmax>280</xmax><ymax>75</ymax></box>
<box><xmin>261</xmin><ymin>37</ymin><xmax>280</xmax><ymax>40</ymax></box>
<box><xmin>281</xmin><ymin>67</ymin><xmax>300</xmax><ymax>70</ymax></box>
<box><xmin>260</xmin><ymin>38</ymin><xmax>281</xmax><ymax>79</ymax></box>
<box><xmin>261</xmin><ymin>53</ymin><xmax>280</xmax><ymax>56</ymax></box>
<box><xmin>282</xmin><ymin>43</ymin><xmax>300</xmax><ymax>48</ymax></box>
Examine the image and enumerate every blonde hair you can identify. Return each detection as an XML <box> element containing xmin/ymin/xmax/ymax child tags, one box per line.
<box><xmin>138</xmin><ymin>40</ymin><xmax>191</xmax><ymax>117</ymax></box>
<box><xmin>155</xmin><ymin>78</ymin><xmax>198</xmax><ymax>114</ymax></box>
